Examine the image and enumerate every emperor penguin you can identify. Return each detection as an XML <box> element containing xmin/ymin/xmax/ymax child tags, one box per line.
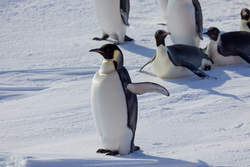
<box><xmin>240</xmin><ymin>8</ymin><xmax>250</xmax><ymax>32</ymax></box>
<box><xmin>93</xmin><ymin>0</ymin><xmax>133</xmax><ymax>45</ymax></box>
<box><xmin>89</xmin><ymin>44</ymin><xmax>170</xmax><ymax>156</ymax></box>
<box><xmin>204</xmin><ymin>27</ymin><xmax>250</xmax><ymax>66</ymax></box>
<box><xmin>139</xmin><ymin>30</ymin><xmax>215</xmax><ymax>79</ymax></box>
<box><xmin>166</xmin><ymin>0</ymin><xmax>203</xmax><ymax>47</ymax></box>
<box><xmin>157</xmin><ymin>0</ymin><xmax>169</xmax><ymax>25</ymax></box>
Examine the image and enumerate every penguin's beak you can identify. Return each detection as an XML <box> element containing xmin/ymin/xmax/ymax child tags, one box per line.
<box><xmin>203</xmin><ymin>32</ymin><xmax>208</xmax><ymax>35</ymax></box>
<box><xmin>89</xmin><ymin>48</ymin><xmax>104</xmax><ymax>54</ymax></box>
<box><xmin>89</xmin><ymin>48</ymin><xmax>113</xmax><ymax>60</ymax></box>
<box><xmin>162</xmin><ymin>32</ymin><xmax>171</xmax><ymax>36</ymax></box>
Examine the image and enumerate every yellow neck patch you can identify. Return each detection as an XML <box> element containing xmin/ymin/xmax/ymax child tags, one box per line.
<box><xmin>113</xmin><ymin>50</ymin><xmax>116</xmax><ymax>59</ymax></box>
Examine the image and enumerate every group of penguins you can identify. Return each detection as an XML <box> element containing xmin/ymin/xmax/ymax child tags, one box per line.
<box><xmin>89</xmin><ymin>0</ymin><xmax>250</xmax><ymax>156</ymax></box>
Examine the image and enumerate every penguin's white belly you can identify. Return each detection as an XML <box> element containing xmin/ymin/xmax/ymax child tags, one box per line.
<box><xmin>157</xmin><ymin>0</ymin><xmax>169</xmax><ymax>22</ymax></box>
<box><xmin>166</xmin><ymin>0</ymin><xmax>200</xmax><ymax>47</ymax></box>
<box><xmin>206</xmin><ymin>40</ymin><xmax>246</xmax><ymax>66</ymax></box>
<box><xmin>94</xmin><ymin>0</ymin><xmax>126</xmax><ymax>39</ymax></box>
<box><xmin>240</xmin><ymin>20</ymin><xmax>250</xmax><ymax>32</ymax></box>
<box><xmin>152</xmin><ymin>46</ymin><xmax>193</xmax><ymax>79</ymax></box>
<box><xmin>91</xmin><ymin>70</ymin><xmax>132</xmax><ymax>154</ymax></box>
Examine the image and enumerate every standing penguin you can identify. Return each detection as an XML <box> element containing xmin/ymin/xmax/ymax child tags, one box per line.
<box><xmin>93</xmin><ymin>0</ymin><xmax>133</xmax><ymax>45</ymax></box>
<box><xmin>240</xmin><ymin>8</ymin><xmax>250</xmax><ymax>32</ymax></box>
<box><xmin>157</xmin><ymin>0</ymin><xmax>169</xmax><ymax>25</ymax></box>
<box><xmin>204</xmin><ymin>27</ymin><xmax>250</xmax><ymax>66</ymax></box>
<box><xmin>166</xmin><ymin>0</ymin><xmax>203</xmax><ymax>47</ymax></box>
<box><xmin>89</xmin><ymin>44</ymin><xmax>170</xmax><ymax>156</ymax></box>
<box><xmin>139</xmin><ymin>30</ymin><xmax>215</xmax><ymax>79</ymax></box>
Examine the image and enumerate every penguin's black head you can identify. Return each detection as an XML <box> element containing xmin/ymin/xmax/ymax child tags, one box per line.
<box><xmin>155</xmin><ymin>30</ymin><xmax>171</xmax><ymax>47</ymax></box>
<box><xmin>241</xmin><ymin>8</ymin><xmax>250</xmax><ymax>21</ymax></box>
<box><xmin>89</xmin><ymin>44</ymin><xmax>124</xmax><ymax>69</ymax></box>
<box><xmin>203</xmin><ymin>27</ymin><xmax>220</xmax><ymax>41</ymax></box>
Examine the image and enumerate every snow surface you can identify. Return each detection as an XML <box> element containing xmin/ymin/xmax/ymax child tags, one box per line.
<box><xmin>0</xmin><ymin>0</ymin><xmax>250</xmax><ymax>166</ymax></box>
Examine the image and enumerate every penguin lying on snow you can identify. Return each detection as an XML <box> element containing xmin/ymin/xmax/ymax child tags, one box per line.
<box><xmin>139</xmin><ymin>30</ymin><xmax>215</xmax><ymax>79</ymax></box>
<box><xmin>93</xmin><ymin>0</ymin><xmax>133</xmax><ymax>45</ymax></box>
<box><xmin>89</xmin><ymin>44</ymin><xmax>170</xmax><ymax>156</ymax></box>
<box><xmin>204</xmin><ymin>27</ymin><xmax>250</xmax><ymax>66</ymax></box>
<box><xmin>240</xmin><ymin>8</ymin><xmax>250</xmax><ymax>32</ymax></box>
<box><xmin>166</xmin><ymin>0</ymin><xmax>203</xmax><ymax>47</ymax></box>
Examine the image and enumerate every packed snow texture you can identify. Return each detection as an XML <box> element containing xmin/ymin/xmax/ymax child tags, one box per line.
<box><xmin>0</xmin><ymin>0</ymin><xmax>250</xmax><ymax>167</ymax></box>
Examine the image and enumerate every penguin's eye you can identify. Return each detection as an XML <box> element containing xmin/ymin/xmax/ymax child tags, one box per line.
<box><xmin>105</xmin><ymin>48</ymin><xmax>111</xmax><ymax>53</ymax></box>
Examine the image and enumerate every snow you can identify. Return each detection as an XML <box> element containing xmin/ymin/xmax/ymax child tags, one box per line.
<box><xmin>0</xmin><ymin>0</ymin><xmax>250</xmax><ymax>166</ymax></box>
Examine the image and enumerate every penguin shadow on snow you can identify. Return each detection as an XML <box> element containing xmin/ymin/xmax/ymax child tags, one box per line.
<box><xmin>0</xmin><ymin>67</ymin><xmax>96</xmax><ymax>101</ymax></box>
<box><xmin>139</xmin><ymin>70</ymin><xmax>157</xmax><ymax>77</ymax></box>
<box><xmin>120</xmin><ymin>41</ymin><xmax>156</xmax><ymax>58</ymax></box>
<box><xmin>25</xmin><ymin>151</ymin><xmax>217</xmax><ymax>167</ymax></box>
<box><xmin>230</xmin><ymin>64</ymin><xmax>250</xmax><ymax>77</ymax></box>
<box><xmin>121</xmin><ymin>150</ymin><xmax>219</xmax><ymax>167</ymax></box>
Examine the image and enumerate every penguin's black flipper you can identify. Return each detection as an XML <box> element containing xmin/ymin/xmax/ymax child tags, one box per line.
<box><xmin>120</xmin><ymin>0</ymin><xmax>130</xmax><ymax>26</ymax></box>
<box><xmin>192</xmin><ymin>0</ymin><xmax>203</xmax><ymax>40</ymax></box>
<box><xmin>126</xmin><ymin>82</ymin><xmax>170</xmax><ymax>96</ymax></box>
<box><xmin>125</xmin><ymin>35</ymin><xmax>133</xmax><ymax>41</ymax></box>
<box><xmin>139</xmin><ymin>54</ymin><xmax>156</xmax><ymax>72</ymax></box>
<box><xmin>247</xmin><ymin>21</ymin><xmax>250</xmax><ymax>29</ymax></box>
<box><xmin>233</xmin><ymin>49</ymin><xmax>250</xmax><ymax>64</ymax></box>
<box><xmin>181</xmin><ymin>61</ymin><xmax>217</xmax><ymax>79</ymax></box>
<box><xmin>93</xmin><ymin>34</ymin><xmax>109</xmax><ymax>41</ymax></box>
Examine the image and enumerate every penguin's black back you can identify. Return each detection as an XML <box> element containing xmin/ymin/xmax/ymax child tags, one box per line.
<box><xmin>166</xmin><ymin>44</ymin><xmax>210</xmax><ymax>67</ymax></box>
<box><xmin>219</xmin><ymin>31</ymin><xmax>250</xmax><ymax>56</ymax></box>
<box><xmin>116</xmin><ymin>66</ymin><xmax>138</xmax><ymax>153</ymax></box>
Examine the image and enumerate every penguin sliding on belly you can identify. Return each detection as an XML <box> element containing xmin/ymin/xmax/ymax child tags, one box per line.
<box><xmin>240</xmin><ymin>8</ymin><xmax>250</xmax><ymax>32</ymax></box>
<box><xmin>139</xmin><ymin>30</ymin><xmax>215</xmax><ymax>79</ymax></box>
<box><xmin>157</xmin><ymin>0</ymin><xmax>169</xmax><ymax>25</ymax></box>
<box><xmin>89</xmin><ymin>44</ymin><xmax>170</xmax><ymax>156</ymax></box>
<box><xmin>93</xmin><ymin>0</ymin><xmax>133</xmax><ymax>45</ymax></box>
<box><xmin>166</xmin><ymin>0</ymin><xmax>203</xmax><ymax>47</ymax></box>
<box><xmin>204</xmin><ymin>27</ymin><xmax>250</xmax><ymax>66</ymax></box>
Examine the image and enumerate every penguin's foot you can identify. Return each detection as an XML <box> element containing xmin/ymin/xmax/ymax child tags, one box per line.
<box><xmin>133</xmin><ymin>146</ymin><xmax>140</xmax><ymax>151</ymax></box>
<box><xmin>157</xmin><ymin>23</ymin><xmax>167</xmax><ymax>26</ymax></box>
<box><xmin>203</xmin><ymin>65</ymin><xmax>211</xmax><ymax>71</ymax></box>
<box><xmin>124</xmin><ymin>35</ymin><xmax>133</xmax><ymax>41</ymax></box>
<box><xmin>93</xmin><ymin>34</ymin><xmax>109</xmax><ymax>41</ymax></box>
<box><xmin>96</xmin><ymin>149</ymin><xmax>119</xmax><ymax>156</ymax></box>
<box><xmin>96</xmin><ymin>148</ymin><xmax>110</xmax><ymax>154</ymax></box>
<box><xmin>106</xmin><ymin>151</ymin><xmax>119</xmax><ymax>156</ymax></box>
